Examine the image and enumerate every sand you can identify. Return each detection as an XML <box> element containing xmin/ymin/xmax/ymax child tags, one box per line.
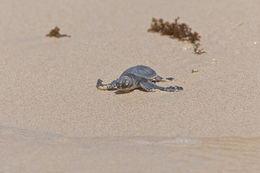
<box><xmin>0</xmin><ymin>0</ymin><xmax>259</xmax><ymax>172</ymax></box>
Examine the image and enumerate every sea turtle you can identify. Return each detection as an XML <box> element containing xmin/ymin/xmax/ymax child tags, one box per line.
<box><xmin>96</xmin><ymin>65</ymin><xmax>183</xmax><ymax>92</ymax></box>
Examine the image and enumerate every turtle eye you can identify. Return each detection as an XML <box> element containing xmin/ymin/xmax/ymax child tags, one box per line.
<box><xmin>125</xmin><ymin>80</ymin><xmax>129</xmax><ymax>86</ymax></box>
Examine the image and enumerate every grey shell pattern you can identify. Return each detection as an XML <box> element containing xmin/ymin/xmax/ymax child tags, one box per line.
<box><xmin>120</xmin><ymin>65</ymin><xmax>157</xmax><ymax>80</ymax></box>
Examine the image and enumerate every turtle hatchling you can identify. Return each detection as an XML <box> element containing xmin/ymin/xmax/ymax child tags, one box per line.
<box><xmin>96</xmin><ymin>65</ymin><xmax>183</xmax><ymax>92</ymax></box>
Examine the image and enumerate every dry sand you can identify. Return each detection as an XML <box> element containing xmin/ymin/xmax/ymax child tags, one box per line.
<box><xmin>0</xmin><ymin>0</ymin><xmax>259</xmax><ymax>172</ymax></box>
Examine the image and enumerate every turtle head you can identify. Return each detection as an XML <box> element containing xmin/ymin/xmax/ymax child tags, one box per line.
<box><xmin>116</xmin><ymin>76</ymin><xmax>133</xmax><ymax>92</ymax></box>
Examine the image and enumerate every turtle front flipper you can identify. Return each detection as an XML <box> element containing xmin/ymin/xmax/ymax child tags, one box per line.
<box><xmin>151</xmin><ymin>76</ymin><xmax>175</xmax><ymax>82</ymax></box>
<box><xmin>96</xmin><ymin>79</ymin><xmax>117</xmax><ymax>91</ymax></box>
<box><xmin>140</xmin><ymin>81</ymin><xmax>183</xmax><ymax>92</ymax></box>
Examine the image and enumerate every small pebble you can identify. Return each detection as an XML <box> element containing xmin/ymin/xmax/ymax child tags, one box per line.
<box><xmin>211</xmin><ymin>58</ymin><xmax>218</xmax><ymax>64</ymax></box>
<box><xmin>192</xmin><ymin>69</ymin><xmax>199</xmax><ymax>73</ymax></box>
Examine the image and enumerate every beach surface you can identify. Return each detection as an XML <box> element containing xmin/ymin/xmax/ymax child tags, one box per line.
<box><xmin>0</xmin><ymin>0</ymin><xmax>259</xmax><ymax>172</ymax></box>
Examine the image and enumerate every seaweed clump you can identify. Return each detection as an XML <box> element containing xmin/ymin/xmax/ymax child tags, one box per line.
<box><xmin>46</xmin><ymin>26</ymin><xmax>71</xmax><ymax>38</ymax></box>
<box><xmin>148</xmin><ymin>17</ymin><xmax>205</xmax><ymax>54</ymax></box>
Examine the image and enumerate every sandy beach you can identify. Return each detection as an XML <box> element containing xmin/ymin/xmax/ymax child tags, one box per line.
<box><xmin>0</xmin><ymin>0</ymin><xmax>259</xmax><ymax>172</ymax></box>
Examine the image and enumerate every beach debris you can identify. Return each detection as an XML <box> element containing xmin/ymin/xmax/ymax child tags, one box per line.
<box><xmin>192</xmin><ymin>69</ymin><xmax>199</xmax><ymax>73</ymax></box>
<box><xmin>46</xmin><ymin>26</ymin><xmax>71</xmax><ymax>38</ymax></box>
<box><xmin>97</xmin><ymin>65</ymin><xmax>183</xmax><ymax>93</ymax></box>
<box><xmin>233</xmin><ymin>22</ymin><xmax>245</xmax><ymax>30</ymax></box>
<box><xmin>148</xmin><ymin>17</ymin><xmax>206</xmax><ymax>54</ymax></box>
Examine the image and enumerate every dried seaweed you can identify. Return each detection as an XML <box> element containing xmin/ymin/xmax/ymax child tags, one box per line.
<box><xmin>148</xmin><ymin>17</ymin><xmax>206</xmax><ymax>54</ymax></box>
<box><xmin>46</xmin><ymin>26</ymin><xmax>71</xmax><ymax>38</ymax></box>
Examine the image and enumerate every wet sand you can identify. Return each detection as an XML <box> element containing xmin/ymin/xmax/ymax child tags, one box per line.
<box><xmin>1</xmin><ymin>126</ymin><xmax>260</xmax><ymax>173</ymax></box>
<box><xmin>0</xmin><ymin>0</ymin><xmax>259</xmax><ymax>172</ymax></box>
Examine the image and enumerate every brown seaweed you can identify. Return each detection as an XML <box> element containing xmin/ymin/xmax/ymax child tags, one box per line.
<box><xmin>46</xmin><ymin>26</ymin><xmax>71</xmax><ymax>38</ymax></box>
<box><xmin>148</xmin><ymin>17</ymin><xmax>206</xmax><ymax>54</ymax></box>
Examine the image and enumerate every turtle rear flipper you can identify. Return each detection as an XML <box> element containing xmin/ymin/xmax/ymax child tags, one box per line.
<box><xmin>140</xmin><ymin>81</ymin><xmax>183</xmax><ymax>92</ymax></box>
<box><xmin>96</xmin><ymin>79</ymin><xmax>117</xmax><ymax>90</ymax></box>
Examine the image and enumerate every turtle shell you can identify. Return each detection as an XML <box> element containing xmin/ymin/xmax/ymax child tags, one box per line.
<box><xmin>120</xmin><ymin>65</ymin><xmax>157</xmax><ymax>80</ymax></box>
